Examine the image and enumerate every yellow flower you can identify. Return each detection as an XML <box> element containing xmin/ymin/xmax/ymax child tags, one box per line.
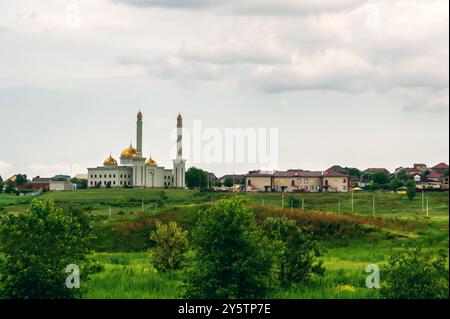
<box><xmin>336</xmin><ymin>284</ymin><xmax>356</xmax><ymax>293</ymax></box>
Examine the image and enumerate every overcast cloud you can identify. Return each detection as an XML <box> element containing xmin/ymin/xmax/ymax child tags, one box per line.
<box><xmin>0</xmin><ymin>0</ymin><xmax>448</xmax><ymax>178</ymax></box>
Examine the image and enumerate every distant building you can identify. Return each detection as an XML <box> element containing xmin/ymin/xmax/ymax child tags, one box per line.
<box><xmin>27</xmin><ymin>177</ymin><xmax>51</xmax><ymax>191</ymax></box>
<box><xmin>322</xmin><ymin>170</ymin><xmax>349</xmax><ymax>193</ymax></box>
<box><xmin>413</xmin><ymin>163</ymin><xmax>428</xmax><ymax>172</ymax></box>
<box><xmin>220</xmin><ymin>174</ymin><xmax>245</xmax><ymax>186</ymax></box>
<box><xmin>431</xmin><ymin>162</ymin><xmax>449</xmax><ymax>175</ymax></box>
<box><xmin>49</xmin><ymin>180</ymin><xmax>75</xmax><ymax>192</ymax></box>
<box><xmin>273</xmin><ymin>170</ymin><xmax>322</xmax><ymax>193</ymax></box>
<box><xmin>245</xmin><ymin>170</ymin><xmax>273</xmax><ymax>192</ymax></box>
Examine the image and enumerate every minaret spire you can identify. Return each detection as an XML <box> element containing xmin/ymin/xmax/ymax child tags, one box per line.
<box><xmin>136</xmin><ymin>110</ymin><xmax>143</xmax><ymax>157</ymax></box>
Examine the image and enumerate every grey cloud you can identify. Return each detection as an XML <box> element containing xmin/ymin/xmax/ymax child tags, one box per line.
<box><xmin>111</xmin><ymin>0</ymin><xmax>368</xmax><ymax>15</ymax></box>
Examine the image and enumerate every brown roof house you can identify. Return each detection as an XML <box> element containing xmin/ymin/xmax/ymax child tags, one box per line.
<box><xmin>273</xmin><ymin>170</ymin><xmax>322</xmax><ymax>193</ymax></box>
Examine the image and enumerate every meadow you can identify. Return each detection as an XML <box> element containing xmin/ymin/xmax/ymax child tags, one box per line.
<box><xmin>0</xmin><ymin>189</ymin><xmax>448</xmax><ymax>299</ymax></box>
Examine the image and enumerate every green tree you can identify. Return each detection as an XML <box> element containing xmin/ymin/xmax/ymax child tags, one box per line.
<box><xmin>4</xmin><ymin>180</ymin><xmax>15</xmax><ymax>194</ymax></box>
<box><xmin>396</xmin><ymin>169</ymin><xmax>409</xmax><ymax>182</ymax></box>
<box><xmin>223</xmin><ymin>177</ymin><xmax>234</xmax><ymax>188</ymax></box>
<box><xmin>346</xmin><ymin>167</ymin><xmax>362</xmax><ymax>179</ymax></box>
<box><xmin>372</xmin><ymin>172</ymin><xmax>390</xmax><ymax>185</ymax></box>
<box><xmin>183</xmin><ymin>198</ymin><xmax>279</xmax><ymax>298</ymax></box>
<box><xmin>390</xmin><ymin>178</ymin><xmax>403</xmax><ymax>191</ymax></box>
<box><xmin>381</xmin><ymin>246</ymin><xmax>448</xmax><ymax>299</ymax></box>
<box><xmin>406</xmin><ymin>180</ymin><xmax>416</xmax><ymax>200</ymax></box>
<box><xmin>263</xmin><ymin>217</ymin><xmax>324</xmax><ymax>287</ymax></box>
<box><xmin>0</xmin><ymin>199</ymin><xmax>98</xmax><ymax>299</ymax></box>
<box><xmin>14</xmin><ymin>174</ymin><xmax>28</xmax><ymax>188</ymax></box>
<box><xmin>0</xmin><ymin>175</ymin><xmax>3</xmax><ymax>193</ymax></box>
<box><xmin>185</xmin><ymin>167</ymin><xmax>208</xmax><ymax>190</ymax></box>
<box><xmin>156</xmin><ymin>190</ymin><xmax>169</xmax><ymax>208</ymax></box>
<box><xmin>444</xmin><ymin>170</ymin><xmax>449</xmax><ymax>177</ymax></box>
<box><xmin>150</xmin><ymin>221</ymin><xmax>188</xmax><ymax>272</ymax></box>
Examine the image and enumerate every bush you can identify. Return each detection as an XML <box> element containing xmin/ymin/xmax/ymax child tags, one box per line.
<box><xmin>0</xmin><ymin>199</ymin><xmax>98</xmax><ymax>299</ymax></box>
<box><xmin>150</xmin><ymin>221</ymin><xmax>188</xmax><ymax>272</ymax></box>
<box><xmin>406</xmin><ymin>181</ymin><xmax>416</xmax><ymax>201</ymax></box>
<box><xmin>183</xmin><ymin>198</ymin><xmax>279</xmax><ymax>298</ymax></box>
<box><xmin>263</xmin><ymin>217</ymin><xmax>324</xmax><ymax>287</ymax></box>
<box><xmin>381</xmin><ymin>246</ymin><xmax>448</xmax><ymax>299</ymax></box>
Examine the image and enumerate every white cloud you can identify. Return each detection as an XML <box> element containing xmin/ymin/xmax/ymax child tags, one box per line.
<box><xmin>0</xmin><ymin>160</ymin><xmax>12</xmax><ymax>177</ymax></box>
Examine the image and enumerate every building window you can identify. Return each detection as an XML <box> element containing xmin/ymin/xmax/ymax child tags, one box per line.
<box><xmin>120</xmin><ymin>181</ymin><xmax>123</xmax><ymax>185</ymax></box>
<box><xmin>248</xmin><ymin>179</ymin><xmax>251</xmax><ymax>186</ymax></box>
<box><xmin>343</xmin><ymin>179</ymin><xmax>347</xmax><ymax>183</ymax></box>
<box><xmin>113</xmin><ymin>181</ymin><xmax>116</xmax><ymax>185</ymax></box>
<box><xmin>343</xmin><ymin>185</ymin><xmax>347</xmax><ymax>191</ymax></box>
<box><xmin>90</xmin><ymin>181</ymin><xmax>93</xmax><ymax>185</ymax></box>
<box><xmin>113</xmin><ymin>174</ymin><xmax>116</xmax><ymax>178</ymax></box>
<box><xmin>94</xmin><ymin>175</ymin><xmax>97</xmax><ymax>178</ymax></box>
<box><xmin>291</xmin><ymin>180</ymin><xmax>295</xmax><ymax>186</ymax></box>
<box><xmin>304</xmin><ymin>178</ymin><xmax>309</xmax><ymax>184</ymax></box>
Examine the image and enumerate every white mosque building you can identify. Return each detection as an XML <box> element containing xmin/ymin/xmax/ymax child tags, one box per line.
<box><xmin>87</xmin><ymin>111</ymin><xmax>186</xmax><ymax>189</ymax></box>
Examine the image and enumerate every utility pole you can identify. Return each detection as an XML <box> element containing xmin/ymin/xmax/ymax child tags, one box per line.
<box><xmin>109</xmin><ymin>206</ymin><xmax>112</xmax><ymax>221</ymax></box>
<box><xmin>351</xmin><ymin>191</ymin><xmax>354</xmax><ymax>213</ymax></box>
<box><xmin>281</xmin><ymin>191</ymin><xmax>284</xmax><ymax>208</ymax></box>
<box><xmin>338</xmin><ymin>198</ymin><xmax>341</xmax><ymax>213</ymax></box>
<box><xmin>141</xmin><ymin>197</ymin><xmax>144</xmax><ymax>213</ymax></box>
<box><xmin>302</xmin><ymin>198</ymin><xmax>305</xmax><ymax>211</ymax></box>
<box><xmin>291</xmin><ymin>200</ymin><xmax>293</xmax><ymax>211</ymax></box>
<box><xmin>422</xmin><ymin>187</ymin><xmax>425</xmax><ymax>212</ymax></box>
<box><xmin>426</xmin><ymin>196</ymin><xmax>429</xmax><ymax>217</ymax></box>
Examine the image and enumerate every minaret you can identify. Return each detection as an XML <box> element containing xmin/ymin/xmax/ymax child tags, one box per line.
<box><xmin>137</xmin><ymin>110</ymin><xmax>143</xmax><ymax>157</ymax></box>
<box><xmin>177</xmin><ymin>113</ymin><xmax>183</xmax><ymax>160</ymax></box>
<box><xmin>173</xmin><ymin>113</ymin><xmax>186</xmax><ymax>188</ymax></box>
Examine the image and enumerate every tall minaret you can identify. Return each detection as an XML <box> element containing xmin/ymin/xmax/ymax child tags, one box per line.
<box><xmin>137</xmin><ymin>110</ymin><xmax>143</xmax><ymax>157</ymax></box>
<box><xmin>177</xmin><ymin>113</ymin><xmax>183</xmax><ymax>160</ymax></box>
<box><xmin>173</xmin><ymin>113</ymin><xmax>186</xmax><ymax>188</ymax></box>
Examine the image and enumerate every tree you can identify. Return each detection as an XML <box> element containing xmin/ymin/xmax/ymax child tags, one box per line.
<box><xmin>14</xmin><ymin>174</ymin><xmax>28</xmax><ymax>188</ymax></box>
<box><xmin>390</xmin><ymin>178</ymin><xmax>403</xmax><ymax>191</ymax></box>
<box><xmin>185</xmin><ymin>167</ymin><xmax>208</xmax><ymax>190</ymax></box>
<box><xmin>4</xmin><ymin>180</ymin><xmax>15</xmax><ymax>194</ymax></box>
<box><xmin>0</xmin><ymin>199</ymin><xmax>98</xmax><ymax>299</ymax></box>
<box><xmin>444</xmin><ymin>170</ymin><xmax>449</xmax><ymax>177</ymax></box>
<box><xmin>150</xmin><ymin>221</ymin><xmax>188</xmax><ymax>272</ymax></box>
<box><xmin>381</xmin><ymin>246</ymin><xmax>448</xmax><ymax>299</ymax></box>
<box><xmin>223</xmin><ymin>177</ymin><xmax>234</xmax><ymax>188</ymax></box>
<box><xmin>156</xmin><ymin>190</ymin><xmax>169</xmax><ymax>208</ymax></box>
<box><xmin>0</xmin><ymin>175</ymin><xmax>3</xmax><ymax>194</ymax></box>
<box><xmin>396</xmin><ymin>169</ymin><xmax>409</xmax><ymax>182</ymax></box>
<box><xmin>183</xmin><ymin>198</ymin><xmax>279</xmax><ymax>298</ymax></box>
<box><xmin>372</xmin><ymin>172</ymin><xmax>390</xmax><ymax>185</ymax></box>
<box><xmin>406</xmin><ymin>180</ymin><xmax>416</xmax><ymax>200</ymax></box>
<box><xmin>263</xmin><ymin>217</ymin><xmax>324</xmax><ymax>287</ymax></box>
<box><xmin>346</xmin><ymin>167</ymin><xmax>362</xmax><ymax>179</ymax></box>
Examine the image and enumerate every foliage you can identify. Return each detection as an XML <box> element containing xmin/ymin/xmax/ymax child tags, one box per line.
<box><xmin>156</xmin><ymin>191</ymin><xmax>169</xmax><ymax>208</ymax></box>
<box><xmin>0</xmin><ymin>175</ymin><xmax>3</xmax><ymax>194</ymax></box>
<box><xmin>381</xmin><ymin>246</ymin><xmax>449</xmax><ymax>299</ymax></box>
<box><xmin>4</xmin><ymin>180</ymin><xmax>15</xmax><ymax>194</ymax></box>
<box><xmin>0</xmin><ymin>199</ymin><xmax>98</xmax><ymax>299</ymax></box>
<box><xmin>370</xmin><ymin>182</ymin><xmax>380</xmax><ymax>191</ymax></box>
<box><xmin>14</xmin><ymin>174</ymin><xmax>28</xmax><ymax>187</ymax></box>
<box><xmin>406</xmin><ymin>181</ymin><xmax>416</xmax><ymax>201</ymax></box>
<box><xmin>223</xmin><ymin>177</ymin><xmax>234</xmax><ymax>188</ymax></box>
<box><xmin>150</xmin><ymin>221</ymin><xmax>188</xmax><ymax>272</ymax></box>
<box><xmin>346</xmin><ymin>167</ymin><xmax>362</xmax><ymax>179</ymax></box>
<box><xmin>263</xmin><ymin>217</ymin><xmax>325</xmax><ymax>287</ymax></box>
<box><xmin>183</xmin><ymin>198</ymin><xmax>280</xmax><ymax>298</ymax></box>
<box><xmin>185</xmin><ymin>167</ymin><xmax>209</xmax><ymax>190</ymax></box>
<box><xmin>390</xmin><ymin>179</ymin><xmax>403</xmax><ymax>191</ymax></box>
<box><xmin>288</xmin><ymin>196</ymin><xmax>301</xmax><ymax>208</ymax></box>
<box><xmin>396</xmin><ymin>169</ymin><xmax>409</xmax><ymax>182</ymax></box>
<box><xmin>372</xmin><ymin>172</ymin><xmax>390</xmax><ymax>185</ymax></box>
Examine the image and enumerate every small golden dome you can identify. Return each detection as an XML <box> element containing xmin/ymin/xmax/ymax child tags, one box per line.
<box><xmin>104</xmin><ymin>154</ymin><xmax>118</xmax><ymax>166</ymax></box>
<box><xmin>137</xmin><ymin>110</ymin><xmax>143</xmax><ymax>121</ymax></box>
<box><xmin>121</xmin><ymin>144</ymin><xmax>138</xmax><ymax>158</ymax></box>
<box><xmin>145</xmin><ymin>156</ymin><xmax>157</xmax><ymax>166</ymax></box>
<box><xmin>177</xmin><ymin>113</ymin><xmax>182</xmax><ymax>121</ymax></box>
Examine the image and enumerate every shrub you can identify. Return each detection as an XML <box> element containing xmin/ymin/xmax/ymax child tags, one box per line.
<box><xmin>183</xmin><ymin>198</ymin><xmax>279</xmax><ymax>298</ymax></box>
<box><xmin>263</xmin><ymin>217</ymin><xmax>324</xmax><ymax>287</ymax></box>
<box><xmin>0</xmin><ymin>199</ymin><xmax>98</xmax><ymax>299</ymax></box>
<box><xmin>406</xmin><ymin>181</ymin><xmax>416</xmax><ymax>201</ymax></box>
<box><xmin>150</xmin><ymin>221</ymin><xmax>188</xmax><ymax>272</ymax></box>
<box><xmin>381</xmin><ymin>246</ymin><xmax>448</xmax><ymax>299</ymax></box>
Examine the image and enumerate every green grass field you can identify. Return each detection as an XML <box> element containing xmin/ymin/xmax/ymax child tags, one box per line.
<box><xmin>0</xmin><ymin>189</ymin><xmax>448</xmax><ymax>299</ymax></box>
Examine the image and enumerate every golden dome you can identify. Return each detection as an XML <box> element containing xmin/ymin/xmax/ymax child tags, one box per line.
<box><xmin>177</xmin><ymin>113</ymin><xmax>182</xmax><ymax>121</ymax></box>
<box><xmin>121</xmin><ymin>144</ymin><xmax>138</xmax><ymax>158</ymax></box>
<box><xmin>137</xmin><ymin>110</ymin><xmax>143</xmax><ymax>121</ymax></box>
<box><xmin>104</xmin><ymin>154</ymin><xmax>118</xmax><ymax>166</ymax></box>
<box><xmin>145</xmin><ymin>156</ymin><xmax>157</xmax><ymax>166</ymax></box>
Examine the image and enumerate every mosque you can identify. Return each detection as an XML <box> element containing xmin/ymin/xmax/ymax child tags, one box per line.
<box><xmin>87</xmin><ymin>111</ymin><xmax>186</xmax><ymax>188</ymax></box>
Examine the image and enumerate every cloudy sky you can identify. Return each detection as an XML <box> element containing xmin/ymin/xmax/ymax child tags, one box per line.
<box><xmin>0</xmin><ymin>0</ymin><xmax>448</xmax><ymax>178</ymax></box>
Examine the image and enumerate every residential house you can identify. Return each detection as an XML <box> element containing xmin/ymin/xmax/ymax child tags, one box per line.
<box><xmin>431</xmin><ymin>163</ymin><xmax>448</xmax><ymax>175</ymax></box>
<box><xmin>322</xmin><ymin>169</ymin><xmax>349</xmax><ymax>192</ymax></box>
<box><xmin>273</xmin><ymin>170</ymin><xmax>322</xmax><ymax>193</ymax></box>
<box><xmin>220</xmin><ymin>174</ymin><xmax>245</xmax><ymax>187</ymax></box>
<box><xmin>27</xmin><ymin>176</ymin><xmax>51</xmax><ymax>191</ymax></box>
<box><xmin>245</xmin><ymin>171</ymin><xmax>273</xmax><ymax>192</ymax></box>
<box><xmin>363</xmin><ymin>168</ymin><xmax>390</xmax><ymax>175</ymax></box>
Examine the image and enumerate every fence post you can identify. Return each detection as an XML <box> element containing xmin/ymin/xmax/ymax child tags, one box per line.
<box><xmin>372</xmin><ymin>196</ymin><xmax>375</xmax><ymax>218</ymax></box>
